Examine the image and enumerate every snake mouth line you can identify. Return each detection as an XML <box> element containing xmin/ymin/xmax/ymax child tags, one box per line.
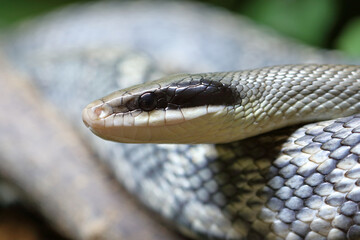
<box><xmin>82</xmin><ymin>96</ymin><xmax>233</xmax><ymax>143</ymax></box>
<box><xmin>82</xmin><ymin>93</ymin><xmax>228</xmax><ymax>127</ymax></box>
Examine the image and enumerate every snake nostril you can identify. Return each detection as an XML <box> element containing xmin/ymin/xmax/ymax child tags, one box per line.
<box><xmin>93</xmin><ymin>106</ymin><xmax>103</xmax><ymax>118</ymax></box>
<box><xmin>81</xmin><ymin>99</ymin><xmax>114</xmax><ymax>129</ymax></box>
<box><xmin>92</xmin><ymin>103</ymin><xmax>113</xmax><ymax>119</ymax></box>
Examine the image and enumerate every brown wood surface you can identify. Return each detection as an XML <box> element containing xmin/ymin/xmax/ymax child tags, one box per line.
<box><xmin>0</xmin><ymin>54</ymin><xmax>188</xmax><ymax>240</ymax></box>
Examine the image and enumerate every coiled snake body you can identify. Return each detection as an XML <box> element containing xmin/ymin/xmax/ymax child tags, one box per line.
<box><xmin>2</xmin><ymin>1</ymin><xmax>360</xmax><ymax>240</ymax></box>
<box><xmin>82</xmin><ymin>64</ymin><xmax>360</xmax><ymax>240</ymax></box>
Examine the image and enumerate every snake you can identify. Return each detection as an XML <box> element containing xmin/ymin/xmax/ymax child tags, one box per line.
<box><xmin>1</xmin><ymin>1</ymin><xmax>360</xmax><ymax>240</ymax></box>
<box><xmin>81</xmin><ymin>64</ymin><xmax>360</xmax><ymax>240</ymax></box>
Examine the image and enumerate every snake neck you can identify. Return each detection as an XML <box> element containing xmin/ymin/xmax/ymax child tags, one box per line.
<box><xmin>212</xmin><ymin>64</ymin><xmax>360</xmax><ymax>143</ymax></box>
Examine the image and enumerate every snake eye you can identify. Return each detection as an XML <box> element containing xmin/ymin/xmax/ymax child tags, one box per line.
<box><xmin>138</xmin><ymin>92</ymin><xmax>157</xmax><ymax>111</ymax></box>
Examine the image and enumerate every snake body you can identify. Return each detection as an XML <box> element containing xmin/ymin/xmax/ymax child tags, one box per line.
<box><xmin>2</xmin><ymin>1</ymin><xmax>360</xmax><ymax>240</ymax></box>
<box><xmin>82</xmin><ymin>64</ymin><xmax>360</xmax><ymax>239</ymax></box>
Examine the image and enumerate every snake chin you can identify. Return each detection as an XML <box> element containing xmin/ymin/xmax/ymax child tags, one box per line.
<box><xmin>82</xmin><ymin>103</ymin><xmax>234</xmax><ymax>144</ymax></box>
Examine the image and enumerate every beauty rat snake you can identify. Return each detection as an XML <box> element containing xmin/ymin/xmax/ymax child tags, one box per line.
<box><xmin>2</xmin><ymin>1</ymin><xmax>360</xmax><ymax>240</ymax></box>
<box><xmin>82</xmin><ymin>64</ymin><xmax>360</xmax><ymax>240</ymax></box>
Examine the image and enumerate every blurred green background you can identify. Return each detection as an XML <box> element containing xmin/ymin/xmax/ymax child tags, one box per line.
<box><xmin>0</xmin><ymin>0</ymin><xmax>359</xmax><ymax>55</ymax></box>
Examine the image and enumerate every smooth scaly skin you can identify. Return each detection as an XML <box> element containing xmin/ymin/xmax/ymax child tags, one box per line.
<box><xmin>83</xmin><ymin>64</ymin><xmax>360</xmax><ymax>239</ymax></box>
<box><xmin>2</xmin><ymin>1</ymin><xmax>360</xmax><ymax>240</ymax></box>
<box><xmin>83</xmin><ymin>64</ymin><xmax>360</xmax><ymax>144</ymax></box>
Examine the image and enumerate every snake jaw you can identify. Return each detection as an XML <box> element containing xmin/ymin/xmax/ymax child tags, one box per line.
<box><xmin>82</xmin><ymin>102</ymin><xmax>234</xmax><ymax>143</ymax></box>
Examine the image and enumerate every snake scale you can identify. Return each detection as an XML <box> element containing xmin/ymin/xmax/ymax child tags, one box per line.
<box><xmin>1</xmin><ymin>1</ymin><xmax>360</xmax><ymax>240</ymax></box>
<box><xmin>82</xmin><ymin>64</ymin><xmax>360</xmax><ymax>240</ymax></box>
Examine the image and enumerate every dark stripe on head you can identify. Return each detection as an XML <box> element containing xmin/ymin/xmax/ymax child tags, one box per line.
<box><xmin>135</xmin><ymin>78</ymin><xmax>239</xmax><ymax>112</ymax></box>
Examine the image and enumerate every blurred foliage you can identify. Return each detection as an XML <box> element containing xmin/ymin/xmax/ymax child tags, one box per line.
<box><xmin>240</xmin><ymin>0</ymin><xmax>338</xmax><ymax>47</ymax></box>
<box><xmin>336</xmin><ymin>18</ymin><xmax>360</xmax><ymax>57</ymax></box>
<box><xmin>0</xmin><ymin>0</ymin><xmax>359</xmax><ymax>57</ymax></box>
<box><xmin>0</xmin><ymin>0</ymin><xmax>89</xmax><ymax>29</ymax></box>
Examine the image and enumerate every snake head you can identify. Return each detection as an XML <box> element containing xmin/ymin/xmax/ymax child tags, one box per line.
<box><xmin>83</xmin><ymin>64</ymin><xmax>360</xmax><ymax>144</ymax></box>
<box><xmin>82</xmin><ymin>73</ymin><xmax>239</xmax><ymax>143</ymax></box>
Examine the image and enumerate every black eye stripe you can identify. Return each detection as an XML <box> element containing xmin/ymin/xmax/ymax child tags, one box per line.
<box><xmin>132</xmin><ymin>79</ymin><xmax>239</xmax><ymax>112</ymax></box>
<box><xmin>159</xmin><ymin>79</ymin><xmax>239</xmax><ymax>109</ymax></box>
